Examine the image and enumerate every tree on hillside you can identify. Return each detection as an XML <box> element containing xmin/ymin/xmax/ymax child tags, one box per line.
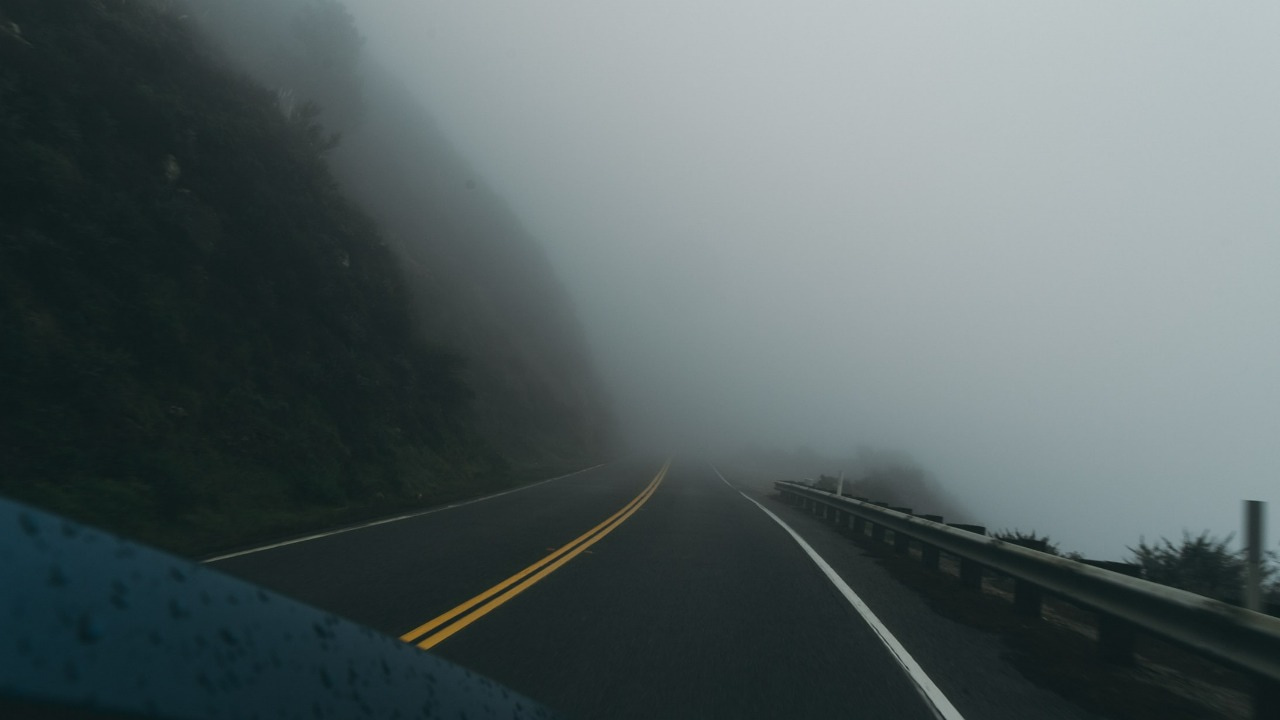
<box><xmin>0</xmin><ymin>0</ymin><xmax>493</xmax><ymax>553</ymax></box>
<box><xmin>290</xmin><ymin>0</ymin><xmax>364</xmax><ymax>130</ymax></box>
<box><xmin>294</xmin><ymin>0</ymin><xmax>362</xmax><ymax>73</ymax></box>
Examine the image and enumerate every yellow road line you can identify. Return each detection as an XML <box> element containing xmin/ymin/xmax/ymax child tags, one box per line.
<box><xmin>397</xmin><ymin>461</ymin><xmax>667</xmax><ymax>644</ymax></box>
<box><xmin>401</xmin><ymin>460</ymin><xmax>670</xmax><ymax>649</ymax></box>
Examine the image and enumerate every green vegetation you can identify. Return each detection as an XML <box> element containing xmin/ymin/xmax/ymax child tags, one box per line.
<box><xmin>994</xmin><ymin>529</ymin><xmax>1062</xmax><ymax>555</ymax></box>
<box><xmin>198</xmin><ymin>0</ymin><xmax>615</xmax><ymax>468</ymax></box>
<box><xmin>1128</xmin><ymin>531</ymin><xmax>1279</xmax><ymax>605</ymax></box>
<box><xmin>0</xmin><ymin>0</ymin><xmax>607</xmax><ymax>554</ymax></box>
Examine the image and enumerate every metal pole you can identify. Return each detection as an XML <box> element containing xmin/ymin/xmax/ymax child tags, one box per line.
<box><xmin>1245</xmin><ymin>500</ymin><xmax>1265</xmax><ymax>612</ymax></box>
<box><xmin>836</xmin><ymin>471</ymin><xmax>844</xmax><ymax>498</ymax></box>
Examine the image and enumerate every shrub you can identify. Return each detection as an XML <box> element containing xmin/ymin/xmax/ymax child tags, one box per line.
<box><xmin>813</xmin><ymin>474</ymin><xmax>840</xmax><ymax>493</ymax></box>
<box><xmin>1128</xmin><ymin>531</ymin><xmax>1276</xmax><ymax>604</ymax></box>
<box><xmin>995</xmin><ymin>529</ymin><xmax>1061</xmax><ymax>556</ymax></box>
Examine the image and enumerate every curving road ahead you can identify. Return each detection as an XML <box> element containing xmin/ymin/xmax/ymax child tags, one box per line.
<box><xmin>209</xmin><ymin>459</ymin><xmax>1097</xmax><ymax>720</ymax></box>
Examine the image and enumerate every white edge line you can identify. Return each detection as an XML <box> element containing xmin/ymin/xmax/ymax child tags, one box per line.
<box><xmin>711</xmin><ymin>466</ymin><xmax>964</xmax><ymax>720</ymax></box>
<box><xmin>202</xmin><ymin>463</ymin><xmax>606</xmax><ymax>564</ymax></box>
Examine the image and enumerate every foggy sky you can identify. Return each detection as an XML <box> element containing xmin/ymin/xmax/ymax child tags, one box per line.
<box><xmin>338</xmin><ymin>1</ymin><xmax>1279</xmax><ymax>559</ymax></box>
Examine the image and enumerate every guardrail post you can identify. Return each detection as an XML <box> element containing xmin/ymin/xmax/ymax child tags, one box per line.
<box><xmin>891</xmin><ymin>508</ymin><xmax>913</xmax><ymax>554</ymax></box>
<box><xmin>1097</xmin><ymin>615</ymin><xmax>1136</xmax><ymax>665</ymax></box>
<box><xmin>1245</xmin><ymin>500</ymin><xmax>1265</xmax><ymax>612</ymax></box>
<box><xmin>919</xmin><ymin>515</ymin><xmax>943</xmax><ymax>568</ymax></box>
<box><xmin>948</xmin><ymin>524</ymin><xmax>986</xmax><ymax>589</ymax></box>
<box><xmin>869</xmin><ymin>502</ymin><xmax>890</xmax><ymax>544</ymax></box>
<box><xmin>894</xmin><ymin>533</ymin><xmax>911</xmax><ymax>554</ymax></box>
<box><xmin>852</xmin><ymin>516</ymin><xmax>866</xmax><ymax>537</ymax></box>
<box><xmin>1076</xmin><ymin>561</ymin><xmax>1141</xmax><ymax>665</ymax></box>
<box><xmin>1014</xmin><ymin>581</ymin><xmax>1043</xmax><ymax>617</ymax></box>
<box><xmin>1002</xmin><ymin>536</ymin><xmax>1047</xmax><ymax>617</ymax></box>
<box><xmin>921</xmin><ymin>544</ymin><xmax>940</xmax><ymax>569</ymax></box>
<box><xmin>870</xmin><ymin>523</ymin><xmax>886</xmax><ymax>544</ymax></box>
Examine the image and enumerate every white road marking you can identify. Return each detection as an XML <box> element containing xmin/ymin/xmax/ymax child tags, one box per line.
<box><xmin>202</xmin><ymin>464</ymin><xmax>606</xmax><ymax>563</ymax></box>
<box><xmin>712</xmin><ymin>466</ymin><xmax>965</xmax><ymax>720</ymax></box>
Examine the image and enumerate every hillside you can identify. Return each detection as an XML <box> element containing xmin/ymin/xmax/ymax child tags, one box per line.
<box><xmin>195</xmin><ymin>0</ymin><xmax>615</xmax><ymax>469</ymax></box>
<box><xmin>0</xmin><ymin>0</ymin><xmax>612</xmax><ymax>553</ymax></box>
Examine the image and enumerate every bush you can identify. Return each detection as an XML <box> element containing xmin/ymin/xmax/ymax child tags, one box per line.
<box><xmin>813</xmin><ymin>474</ymin><xmax>840</xmax><ymax>493</ymax></box>
<box><xmin>995</xmin><ymin>529</ymin><xmax>1061</xmax><ymax>556</ymax></box>
<box><xmin>1128</xmin><ymin>531</ymin><xmax>1277</xmax><ymax>604</ymax></box>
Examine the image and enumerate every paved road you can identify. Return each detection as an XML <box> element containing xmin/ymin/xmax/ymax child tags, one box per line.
<box><xmin>210</xmin><ymin>459</ymin><xmax>1096</xmax><ymax>719</ymax></box>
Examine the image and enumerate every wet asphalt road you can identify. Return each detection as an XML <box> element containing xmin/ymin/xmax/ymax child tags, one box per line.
<box><xmin>211</xmin><ymin>459</ymin><xmax>1097</xmax><ymax>720</ymax></box>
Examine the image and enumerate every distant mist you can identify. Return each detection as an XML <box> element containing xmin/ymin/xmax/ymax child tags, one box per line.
<box><xmin>210</xmin><ymin>1</ymin><xmax>1279</xmax><ymax>560</ymax></box>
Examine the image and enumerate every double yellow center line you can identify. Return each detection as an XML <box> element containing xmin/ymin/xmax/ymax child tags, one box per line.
<box><xmin>400</xmin><ymin>460</ymin><xmax>670</xmax><ymax>650</ymax></box>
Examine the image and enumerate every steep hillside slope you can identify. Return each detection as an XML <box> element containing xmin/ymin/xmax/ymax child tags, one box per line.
<box><xmin>328</xmin><ymin>73</ymin><xmax>614</xmax><ymax>465</ymax></box>
<box><xmin>0</xmin><ymin>0</ymin><xmax>610</xmax><ymax>553</ymax></box>
<box><xmin>196</xmin><ymin>0</ymin><xmax>616</xmax><ymax>468</ymax></box>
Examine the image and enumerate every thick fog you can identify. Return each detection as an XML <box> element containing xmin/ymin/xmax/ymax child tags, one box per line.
<box><xmin>330</xmin><ymin>1</ymin><xmax>1278</xmax><ymax>559</ymax></box>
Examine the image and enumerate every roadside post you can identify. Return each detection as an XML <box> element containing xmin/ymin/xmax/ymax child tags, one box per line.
<box><xmin>1244</xmin><ymin>500</ymin><xmax>1265</xmax><ymax>612</ymax></box>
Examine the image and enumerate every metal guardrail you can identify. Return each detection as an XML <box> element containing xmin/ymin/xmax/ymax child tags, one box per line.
<box><xmin>775</xmin><ymin>481</ymin><xmax>1280</xmax><ymax>691</ymax></box>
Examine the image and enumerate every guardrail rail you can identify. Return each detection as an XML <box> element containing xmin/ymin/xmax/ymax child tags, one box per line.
<box><xmin>774</xmin><ymin>480</ymin><xmax>1280</xmax><ymax>718</ymax></box>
